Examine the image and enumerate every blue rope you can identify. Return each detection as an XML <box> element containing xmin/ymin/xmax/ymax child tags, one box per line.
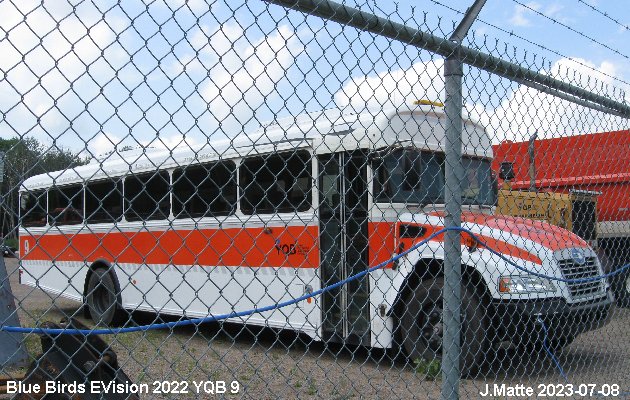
<box><xmin>1</xmin><ymin>226</ymin><xmax>628</xmax><ymax>335</ymax></box>
<box><xmin>536</xmin><ymin>317</ymin><xmax>568</xmax><ymax>382</ymax></box>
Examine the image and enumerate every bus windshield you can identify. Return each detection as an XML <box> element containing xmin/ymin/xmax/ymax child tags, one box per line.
<box><xmin>374</xmin><ymin>149</ymin><xmax>496</xmax><ymax>206</ymax></box>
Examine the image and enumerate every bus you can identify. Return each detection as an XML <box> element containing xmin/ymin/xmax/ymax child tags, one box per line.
<box><xmin>18</xmin><ymin>103</ymin><xmax>613</xmax><ymax>375</ymax></box>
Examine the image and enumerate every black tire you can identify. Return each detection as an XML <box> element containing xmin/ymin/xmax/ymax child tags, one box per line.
<box><xmin>86</xmin><ymin>268</ymin><xmax>124</xmax><ymax>326</ymax></box>
<box><xmin>400</xmin><ymin>277</ymin><xmax>489</xmax><ymax>377</ymax></box>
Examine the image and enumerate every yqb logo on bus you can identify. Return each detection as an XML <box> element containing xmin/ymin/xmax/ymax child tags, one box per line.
<box><xmin>275</xmin><ymin>241</ymin><xmax>309</xmax><ymax>256</ymax></box>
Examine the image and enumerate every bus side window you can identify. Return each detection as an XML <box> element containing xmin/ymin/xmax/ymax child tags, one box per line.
<box><xmin>124</xmin><ymin>171</ymin><xmax>170</xmax><ymax>222</ymax></box>
<box><xmin>48</xmin><ymin>184</ymin><xmax>84</xmax><ymax>226</ymax></box>
<box><xmin>240</xmin><ymin>151</ymin><xmax>312</xmax><ymax>215</ymax></box>
<box><xmin>172</xmin><ymin>161</ymin><xmax>236</xmax><ymax>219</ymax></box>
<box><xmin>21</xmin><ymin>190</ymin><xmax>47</xmax><ymax>227</ymax></box>
<box><xmin>85</xmin><ymin>180</ymin><xmax>123</xmax><ymax>223</ymax></box>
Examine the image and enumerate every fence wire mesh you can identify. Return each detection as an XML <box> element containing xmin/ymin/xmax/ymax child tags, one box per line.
<box><xmin>0</xmin><ymin>0</ymin><xmax>629</xmax><ymax>399</ymax></box>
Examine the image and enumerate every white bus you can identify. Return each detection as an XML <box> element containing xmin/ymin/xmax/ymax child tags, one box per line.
<box><xmin>19</xmin><ymin>103</ymin><xmax>612</xmax><ymax>374</ymax></box>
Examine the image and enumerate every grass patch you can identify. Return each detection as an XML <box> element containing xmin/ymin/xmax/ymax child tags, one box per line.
<box><xmin>23</xmin><ymin>334</ymin><xmax>42</xmax><ymax>358</ymax></box>
<box><xmin>413</xmin><ymin>358</ymin><xmax>441</xmax><ymax>380</ymax></box>
<box><xmin>306</xmin><ymin>378</ymin><xmax>317</xmax><ymax>395</ymax></box>
<box><xmin>4</xmin><ymin>237</ymin><xmax>18</xmax><ymax>249</ymax></box>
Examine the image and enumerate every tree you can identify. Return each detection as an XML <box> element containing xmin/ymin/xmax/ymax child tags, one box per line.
<box><xmin>0</xmin><ymin>137</ymin><xmax>87</xmax><ymax>240</ymax></box>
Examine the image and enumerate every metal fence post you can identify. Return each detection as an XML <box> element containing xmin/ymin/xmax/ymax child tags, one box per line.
<box><xmin>442</xmin><ymin>2</ymin><xmax>486</xmax><ymax>399</ymax></box>
<box><xmin>442</xmin><ymin>54</ymin><xmax>464</xmax><ymax>400</ymax></box>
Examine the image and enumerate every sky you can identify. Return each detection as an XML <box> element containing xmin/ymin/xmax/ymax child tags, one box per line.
<box><xmin>0</xmin><ymin>0</ymin><xmax>628</xmax><ymax>157</ymax></box>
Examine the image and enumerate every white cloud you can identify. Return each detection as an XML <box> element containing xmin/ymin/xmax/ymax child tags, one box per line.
<box><xmin>167</xmin><ymin>24</ymin><xmax>238</xmax><ymax>77</ymax></box>
<box><xmin>469</xmin><ymin>58</ymin><xmax>629</xmax><ymax>143</ymax></box>
<box><xmin>148</xmin><ymin>0</ymin><xmax>211</xmax><ymax>16</ymax></box>
<box><xmin>474</xmin><ymin>26</ymin><xmax>488</xmax><ymax>39</ymax></box>
<box><xmin>334</xmin><ymin>59</ymin><xmax>444</xmax><ymax>111</ymax></box>
<box><xmin>1</xmin><ymin>0</ymin><xmax>305</xmax><ymax>157</ymax></box>
<box><xmin>544</xmin><ymin>3</ymin><xmax>564</xmax><ymax>19</ymax></box>
<box><xmin>0</xmin><ymin>0</ymin><xmax>126</xmax><ymax>143</ymax></box>
<box><xmin>88</xmin><ymin>132</ymin><xmax>125</xmax><ymax>157</ymax></box>
<box><xmin>200</xmin><ymin>23</ymin><xmax>305</xmax><ymax>136</ymax></box>
<box><xmin>509</xmin><ymin>2</ymin><xmax>541</xmax><ymax>27</ymax></box>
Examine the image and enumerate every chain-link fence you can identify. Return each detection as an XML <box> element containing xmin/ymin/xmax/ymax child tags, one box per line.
<box><xmin>1</xmin><ymin>0</ymin><xmax>629</xmax><ymax>398</ymax></box>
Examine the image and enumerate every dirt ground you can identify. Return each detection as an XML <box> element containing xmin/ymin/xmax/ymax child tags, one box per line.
<box><xmin>2</xmin><ymin>257</ymin><xmax>629</xmax><ymax>399</ymax></box>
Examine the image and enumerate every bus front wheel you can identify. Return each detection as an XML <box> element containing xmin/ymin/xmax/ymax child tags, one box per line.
<box><xmin>86</xmin><ymin>268</ymin><xmax>124</xmax><ymax>326</ymax></box>
<box><xmin>400</xmin><ymin>277</ymin><xmax>488</xmax><ymax>377</ymax></box>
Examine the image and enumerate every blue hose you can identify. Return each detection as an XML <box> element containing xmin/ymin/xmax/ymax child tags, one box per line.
<box><xmin>1</xmin><ymin>226</ymin><xmax>629</xmax><ymax>335</ymax></box>
<box><xmin>536</xmin><ymin>317</ymin><xmax>568</xmax><ymax>381</ymax></box>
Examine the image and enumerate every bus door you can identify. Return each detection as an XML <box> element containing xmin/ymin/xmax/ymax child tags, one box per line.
<box><xmin>318</xmin><ymin>151</ymin><xmax>370</xmax><ymax>345</ymax></box>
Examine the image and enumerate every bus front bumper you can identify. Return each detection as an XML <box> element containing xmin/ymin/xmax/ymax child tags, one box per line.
<box><xmin>491</xmin><ymin>290</ymin><xmax>613</xmax><ymax>341</ymax></box>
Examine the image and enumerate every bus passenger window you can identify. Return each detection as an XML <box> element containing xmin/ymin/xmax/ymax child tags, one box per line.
<box><xmin>124</xmin><ymin>171</ymin><xmax>170</xmax><ymax>221</ymax></box>
<box><xmin>48</xmin><ymin>184</ymin><xmax>84</xmax><ymax>226</ymax></box>
<box><xmin>85</xmin><ymin>180</ymin><xmax>123</xmax><ymax>223</ymax></box>
<box><xmin>21</xmin><ymin>190</ymin><xmax>47</xmax><ymax>227</ymax></box>
<box><xmin>172</xmin><ymin>161</ymin><xmax>236</xmax><ymax>218</ymax></box>
<box><xmin>240</xmin><ymin>151</ymin><xmax>312</xmax><ymax>214</ymax></box>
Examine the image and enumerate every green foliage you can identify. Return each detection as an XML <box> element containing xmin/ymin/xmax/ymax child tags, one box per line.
<box><xmin>3</xmin><ymin>237</ymin><xmax>18</xmax><ymax>249</ymax></box>
<box><xmin>0</xmin><ymin>137</ymin><xmax>87</xmax><ymax>238</ymax></box>
<box><xmin>413</xmin><ymin>358</ymin><xmax>441</xmax><ymax>380</ymax></box>
<box><xmin>306</xmin><ymin>379</ymin><xmax>317</xmax><ymax>395</ymax></box>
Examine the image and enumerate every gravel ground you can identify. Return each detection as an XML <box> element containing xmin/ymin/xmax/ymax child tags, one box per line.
<box><xmin>2</xmin><ymin>257</ymin><xmax>629</xmax><ymax>399</ymax></box>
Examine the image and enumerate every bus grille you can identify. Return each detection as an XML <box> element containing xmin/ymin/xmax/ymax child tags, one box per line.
<box><xmin>558</xmin><ymin>256</ymin><xmax>603</xmax><ymax>298</ymax></box>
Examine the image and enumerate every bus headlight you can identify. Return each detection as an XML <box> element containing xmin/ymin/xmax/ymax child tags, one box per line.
<box><xmin>498</xmin><ymin>275</ymin><xmax>556</xmax><ymax>293</ymax></box>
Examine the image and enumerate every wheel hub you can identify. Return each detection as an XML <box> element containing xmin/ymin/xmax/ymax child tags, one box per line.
<box><xmin>418</xmin><ymin>303</ymin><xmax>468</xmax><ymax>355</ymax></box>
<box><xmin>93</xmin><ymin>281</ymin><xmax>113</xmax><ymax>314</ymax></box>
<box><xmin>420</xmin><ymin>303</ymin><xmax>443</xmax><ymax>353</ymax></box>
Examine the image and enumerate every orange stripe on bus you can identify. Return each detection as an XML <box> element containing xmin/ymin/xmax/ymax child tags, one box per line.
<box><xmin>368</xmin><ymin>222</ymin><xmax>397</xmax><ymax>269</ymax></box>
<box><xmin>397</xmin><ymin>223</ymin><xmax>543</xmax><ymax>265</ymax></box>
<box><xmin>21</xmin><ymin>226</ymin><xmax>320</xmax><ymax>268</ymax></box>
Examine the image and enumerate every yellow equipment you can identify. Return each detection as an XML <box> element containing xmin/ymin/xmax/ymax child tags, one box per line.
<box><xmin>494</xmin><ymin>140</ymin><xmax>599</xmax><ymax>245</ymax></box>
<box><xmin>497</xmin><ymin>188</ymin><xmax>598</xmax><ymax>244</ymax></box>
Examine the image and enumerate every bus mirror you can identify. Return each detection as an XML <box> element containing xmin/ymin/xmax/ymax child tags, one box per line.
<box><xmin>499</xmin><ymin>161</ymin><xmax>515</xmax><ymax>181</ymax></box>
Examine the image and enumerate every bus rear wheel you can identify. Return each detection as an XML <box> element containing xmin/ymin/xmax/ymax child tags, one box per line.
<box><xmin>86</xmin><ymin>268</ymin><xmax>124</xmax><ymax>326</ymax></box>
<box><xmin>400</xmin><ymin>277</ymin><xmax>488</xmax><ymax>377</ymax></box>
